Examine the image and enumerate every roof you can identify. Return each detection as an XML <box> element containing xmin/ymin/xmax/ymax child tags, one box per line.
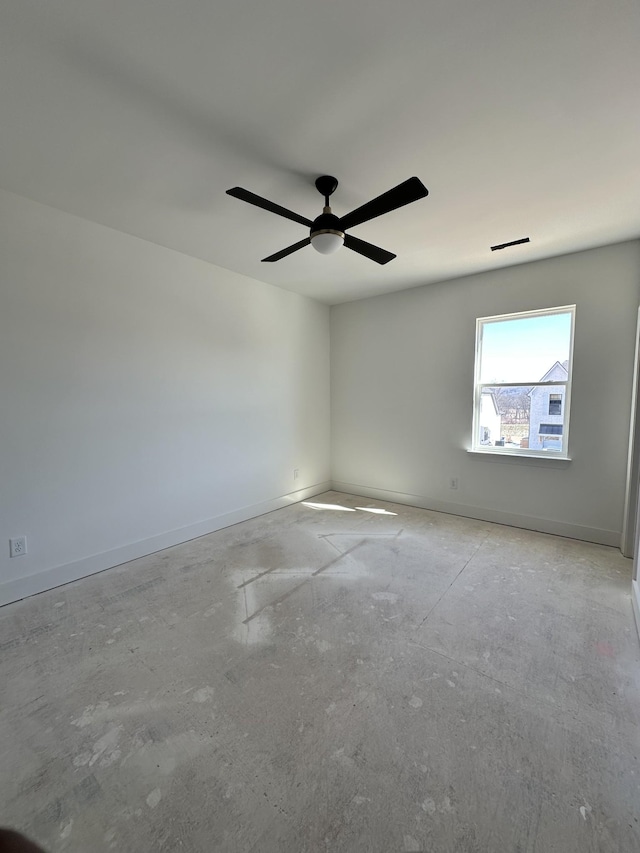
<box><xmin>537</xmin><ymin>361</ymin><xmax>569</xmax><ymax>383</ymax></box>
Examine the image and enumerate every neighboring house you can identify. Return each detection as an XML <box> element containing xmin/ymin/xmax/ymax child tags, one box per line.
<box><xmin>478</xmin><ymin>389</ymin><xmax>501</xmax><ymax>445</ymax></box>
<box><xmin>528</xmin><ymin>361</ymin><xmax>569</xmax><ymax>451</ymax></box>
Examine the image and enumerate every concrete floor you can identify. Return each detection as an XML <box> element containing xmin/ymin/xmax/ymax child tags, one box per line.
<box><xmin>1</xmin><ymin>491</ymin><xmax>640</xmax><ymax>852</ymax></box>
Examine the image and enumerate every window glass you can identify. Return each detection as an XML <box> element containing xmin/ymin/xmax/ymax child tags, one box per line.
<box><xmin>479</xmin><ymin>312</ymin><xmax>572</xmax><ymax>384</ymax></box>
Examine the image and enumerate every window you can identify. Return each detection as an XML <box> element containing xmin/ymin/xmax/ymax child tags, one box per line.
<box><xmin>549</xmin><ymin>394</ymin><xmax>562</xmax><ymax>415</ymax></box>
<box><xmin>539</xmin><ymin>424</ymin><xmax>563</xmax><ymax>435</ymax></box>
<box><xmin>472</xmin><ymin>305</ymin><xmax>575</xmax><ymax>457</ymax></box>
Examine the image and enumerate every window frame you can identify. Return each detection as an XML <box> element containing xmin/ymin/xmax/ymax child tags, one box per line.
<box><xmin>471</xmin><ymin>305</ymin><xmax>576</xmax><ymax>459</ymax></box>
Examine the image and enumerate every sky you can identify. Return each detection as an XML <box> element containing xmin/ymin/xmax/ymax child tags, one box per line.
<box><xmin>479</xmin><ymin>311</ymin><xmax>573</xmax><ymax>383</ymax></box>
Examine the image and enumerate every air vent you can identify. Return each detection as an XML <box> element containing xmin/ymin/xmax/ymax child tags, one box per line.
<box><xmin>490</xmin><ymin>237</ymin><xmax>530</xmax><ymax>252</ymax></box>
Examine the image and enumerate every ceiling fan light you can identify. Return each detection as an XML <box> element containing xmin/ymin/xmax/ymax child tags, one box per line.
<box><xmin>310</xmin><ymin>230</ymin><xmax>344</xmax><ymax>255</ymax></box>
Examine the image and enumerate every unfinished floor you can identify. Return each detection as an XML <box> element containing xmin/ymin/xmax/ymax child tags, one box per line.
<box><xmin>1</xmin><ymin>491</ymin><xmax>639</xmax><ymax>852</ymax></box>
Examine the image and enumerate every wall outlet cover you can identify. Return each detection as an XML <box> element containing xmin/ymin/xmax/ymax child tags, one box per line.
<box><xmin>10</xmin><ymin>536</ymin><xmax>27</xmax><ymax>557</ymax></box>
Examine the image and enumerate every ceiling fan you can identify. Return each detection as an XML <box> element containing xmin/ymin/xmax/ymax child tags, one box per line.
<box><xmin>226</xmin><ymin>175</ymin><xmax>428</xmax><ymax>265</ymax></box>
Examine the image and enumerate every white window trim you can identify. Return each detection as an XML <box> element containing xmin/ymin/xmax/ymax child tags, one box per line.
<box><xmin>471</xmin><ymin>305</ymin><xmax>576</xmax><ymax>460</ymax></box>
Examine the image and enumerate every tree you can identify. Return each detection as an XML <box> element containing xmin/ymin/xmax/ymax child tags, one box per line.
<box><xmin>492</xmin><ymin>387</ymin><xmax>531</xmax><ymax>424</ymax></box>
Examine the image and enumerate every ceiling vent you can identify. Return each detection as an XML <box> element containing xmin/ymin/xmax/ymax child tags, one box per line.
<box><xmin>490</xmin><ymin>237</ymin><xmax>530</xmax><ymax>251</ymax></box>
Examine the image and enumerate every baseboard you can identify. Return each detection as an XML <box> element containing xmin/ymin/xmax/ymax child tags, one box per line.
<box><xmin>633</xmin><ymin>580</ymin><xmax>640</xmax><ymax>643</ymax></box>
<box><xmin>1</xmin><ymin>478</ymin><xmax>621</xmax><ymax>608</ymax></box>
<box><xmin>330</xmin><ymin>481</ymin><xmax>621</xmax><ymax>548</ymax></box>
<box><xmin>0</xmin><ymin>481</ymin><xmax>331</xmax><ymax>607</ymax></box>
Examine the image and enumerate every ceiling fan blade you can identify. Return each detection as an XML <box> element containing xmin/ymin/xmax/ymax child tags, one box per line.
<box><xmin>344</xmin><ymin>234</ymin><xmax>396</xmax><ymax>265</ymax></box>
<box><xmin>227</xmin><ymin>187</ymin><xmax>313</xmax><ymax>228</ymax></box>
<box><xmin>339</xmin><ymin>177</ymin><xmax>428</xmax><ymax>232</ymax></box>
<box><xmin>262</xmin><ymin>237</ymin><xmax>311</xmax><ymax>262</ymax></box>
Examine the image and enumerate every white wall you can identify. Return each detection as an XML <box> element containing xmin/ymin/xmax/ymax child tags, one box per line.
<box><xmin>0</xmin><ymin>190</ymin><xmax>330</xmax><ymax>605</ymax></box>
<box><xmin>331</xmin><ymin>241</ymin><xmax>640</xmax><ymax>546</ymax></box>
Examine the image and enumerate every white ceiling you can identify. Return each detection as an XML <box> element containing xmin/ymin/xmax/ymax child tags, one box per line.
<box><xmin>1</xmin><ymin>1</ymin><xmax>639</xmax><ymax>304</ymax></box>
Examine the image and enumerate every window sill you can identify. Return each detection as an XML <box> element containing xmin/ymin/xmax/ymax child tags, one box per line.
<box><xmin>467</xmin><ymin>449</ymin><xmax>571</xmax><ymax>466</ymax></box>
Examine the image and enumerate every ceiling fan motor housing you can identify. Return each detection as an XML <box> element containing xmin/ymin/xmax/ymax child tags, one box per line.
<box><xmin>310</xmin><ymin>211</ymin><xmax>344</xmax><ymax>240</ymax></box>
<box><xmin>310</xmin><ymin>210</ymin><xmax>345</xmax><ymax>254</ymax></box>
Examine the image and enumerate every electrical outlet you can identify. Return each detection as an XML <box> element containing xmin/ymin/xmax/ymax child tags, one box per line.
<box><xmin>449</xmin><ymin>476</ymin><xmax>459</xmax><ymax>491</ymax></box>
<box><xmin>293</xmin><ymin>468</ymin><xmax>300</xmax><ymax>481</ymax></box>
<box><xmin>10</xmin><ymin>536</ymin><xmax>27</xmax><ymax>557</ymax></box>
